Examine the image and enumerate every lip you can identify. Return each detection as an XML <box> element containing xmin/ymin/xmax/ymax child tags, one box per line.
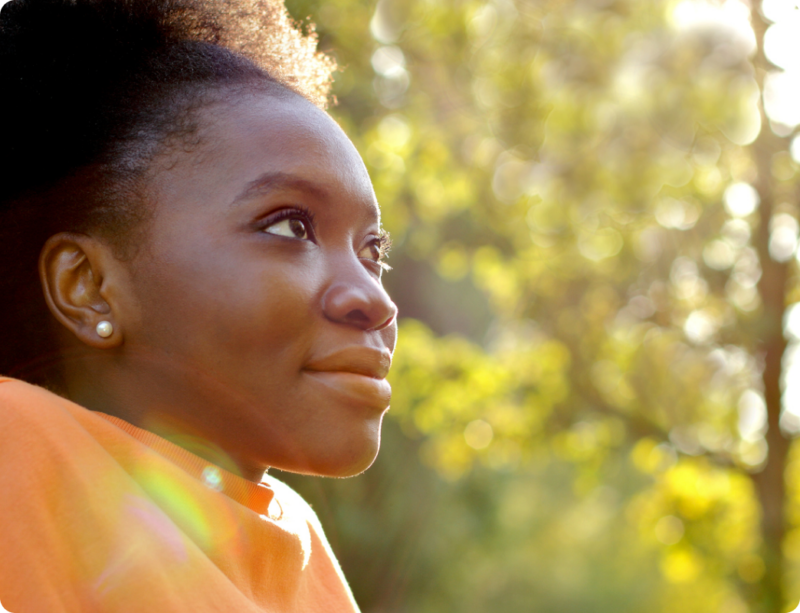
<box><xmin>304</xmin><ymin>346</ymin><xmax>392</xmax><ymax>379</ymax></box>
<box><xmin>304</xmin><ymin>371</ymin><xmax>392</xmax><ymax>409</ymax></box>
<box><xmin>304</xmin><ymin>347</ymin><xmax>392</xmax><ymax>408</ymax></box>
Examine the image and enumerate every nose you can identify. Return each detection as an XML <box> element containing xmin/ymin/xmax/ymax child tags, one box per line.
<box><xmin>322</xmin><ymin>265</ymin><xmax>398</xmax><ymax>331</ymax></box>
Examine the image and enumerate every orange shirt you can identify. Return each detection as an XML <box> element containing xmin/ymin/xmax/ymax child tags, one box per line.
<box><xmin>0</xmin><ymin>377</ymin><xmax>360</xmax><ymax>612</ymax></box>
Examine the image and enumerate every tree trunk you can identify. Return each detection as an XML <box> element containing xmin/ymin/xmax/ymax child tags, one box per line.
<box><xmin>746</xmin><ymin>7</ymin><xmax>793</xmax><ymax>610</ymax></box>
<box><xmin>753</xmin><ymin>230</ymin><xmax>789</xmax><ymax>613</ymax></box>
<box><xmin>750</xmin><ymin>168</ymin><xmax>790</xmax><ymax>611</ymax></box>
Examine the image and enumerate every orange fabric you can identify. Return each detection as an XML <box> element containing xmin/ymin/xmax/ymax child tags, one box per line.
<box><xmin>0</xmin><ymin>377</ymin><xmax>360</xmax><ymax>613</ymax></box>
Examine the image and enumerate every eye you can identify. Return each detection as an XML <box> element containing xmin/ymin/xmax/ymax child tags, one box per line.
<box><xmin>357</xmin><ymin>239</ymin><xmax>381</xmax><ymax>262</ymax></box>
<box><xmin>260</xmin><ymin>208</ymin><xmax>315</xmax><ymax>241</ymax></box>
<box><xmin>265</xmin><ymin>217</ymin><xmax>310</xmax><ymax>239</ymax></box>
<box><xmin>358</xmin><ymin>231</ymin><xmax>392</xmax><ymax>271</ymax></box>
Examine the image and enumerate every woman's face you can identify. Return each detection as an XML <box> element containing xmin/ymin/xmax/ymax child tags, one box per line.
<box><xmin>110</xmin><ymin>91</ymin><xmax>397</xmax><ymax>478</ymax></box>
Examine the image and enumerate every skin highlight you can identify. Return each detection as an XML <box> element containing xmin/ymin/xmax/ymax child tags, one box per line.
<box><xmin>39</xmin><ymin>91</ymin><xmax>398</xmax><ymax>482</ymax></box>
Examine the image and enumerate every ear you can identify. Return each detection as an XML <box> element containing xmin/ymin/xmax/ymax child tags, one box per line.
<box><xmin>39</xmin><ymin>232</ymin><xmax>123</xmax><ymax>349</ymax></box>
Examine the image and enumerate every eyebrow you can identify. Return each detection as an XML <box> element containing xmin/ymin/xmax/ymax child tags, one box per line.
<box><xmin>231</xmin><ymin>171</ymin><xmax>329</xmax><ymax>206</ymax></box>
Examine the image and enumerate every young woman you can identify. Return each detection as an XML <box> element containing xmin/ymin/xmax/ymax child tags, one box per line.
<box><xmin>0</xmin><ymin>0</ymin><xmax>396</xmax><ymax>610</ymax></box>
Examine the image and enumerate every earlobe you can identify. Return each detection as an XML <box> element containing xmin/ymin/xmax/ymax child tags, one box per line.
<box><xmin>39</xmin><ymin>233</ymin><xmax>122</xmax><ymax>349</ymax></box>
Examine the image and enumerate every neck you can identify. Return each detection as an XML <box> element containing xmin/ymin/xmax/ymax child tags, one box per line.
<box><xmin>61</xmin><ymin>348</ymin><xmax>268</xmax><ymax>483</ymax></box>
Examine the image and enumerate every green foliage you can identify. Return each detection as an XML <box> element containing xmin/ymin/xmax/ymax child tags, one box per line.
<box><xmin>280</xmin><ymin>0</ymin><xmax>800</xmax><ymax>611</ymax></box>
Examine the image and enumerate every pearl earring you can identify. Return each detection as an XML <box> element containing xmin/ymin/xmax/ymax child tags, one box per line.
<box><xmin>96</xmin><ymin>321</ymin><xmax>113</xmax><ymax>338</ymax></box>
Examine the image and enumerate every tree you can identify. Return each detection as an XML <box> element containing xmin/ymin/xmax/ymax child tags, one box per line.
<box><xmin>280</xmin><ymin>1</ymin><xmax>800</xmax><ymax>611</ymax></box>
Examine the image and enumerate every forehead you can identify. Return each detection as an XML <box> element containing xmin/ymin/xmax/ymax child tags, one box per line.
<box><xmin>186</xmin><ymin>91</ymin><xmax>379</xmax><ymax>219</ymax></box>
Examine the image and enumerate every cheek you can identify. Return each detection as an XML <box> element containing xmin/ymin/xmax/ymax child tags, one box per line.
<box><xmin>126</xmin><ymin>243</ymin><xmax>321</xmax><ymax>369</ymax></box>
<box><xmin>219</xmin><ymin>271</ymin><xmax>319</xmax><ymax>362</ymax></box>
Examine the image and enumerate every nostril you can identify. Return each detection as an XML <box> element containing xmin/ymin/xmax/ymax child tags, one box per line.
<box><xmin>345</xmin><ymin>309</ymin><xmax>370</xmax><ymax>327</ymax></box>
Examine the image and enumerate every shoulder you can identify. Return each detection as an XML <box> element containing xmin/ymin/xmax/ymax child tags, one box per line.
<box><xmin>0</xmin><ymin>377</ymin><xmax>104</xmax><ymax>465</ymax></box>
<box><xmin>0</xmin><ymin>377</ymin><xmax>69</xmax><ymax>432</ymax></box>
<box><xmin>260</xmin><ymin>474</ymin><xmax>334</xmax><ymax>557</ymax></box>
<box><xmin>0</xmin><ymin>376</ymin><xmax>91</xmax><ymax>429</ymax></box>
<box><xmin>0</xmin><ymin>376</ymin><xmax>74</xmax><ymax>418</ymax></box>
<box><xmin>260</xmin><ymin>474</ymin><xmax>358</xmax><ymax>608</ymax></box>
<box><xmin>261</xmin><ymin>473</ymin><xmax>322</xmax><ymax>523</ymax></box>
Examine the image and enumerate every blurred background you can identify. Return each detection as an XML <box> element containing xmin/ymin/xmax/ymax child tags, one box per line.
<box><xmin>274</xmin><ymin>0</ymin><xmax>800</xmax><ymax>611</ymax></box>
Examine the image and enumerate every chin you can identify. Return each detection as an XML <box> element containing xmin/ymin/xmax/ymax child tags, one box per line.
<box><xmin>327</xmin><ymin>450</ymin><xmax>380</xmax><ymax>478</ymax></box>
<box><xmin>314</xmin><ymin>441</ymin><xmax>381</xmax><ymax>478</ymax></box>
<box><xmin>288</xmin><ymin>424</ymin><xmax>383</xmax><ymax>478</ymax></box>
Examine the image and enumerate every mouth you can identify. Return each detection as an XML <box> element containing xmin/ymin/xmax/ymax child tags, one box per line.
<box><xmin>304</xmin><ymin>346</ymin><xmax>392</xmax><ymax>380</ymax></box>
<box><xmin>303</xmin><ymin>347</ymin><xmax>392</xmax><ymax>409</ymax></box>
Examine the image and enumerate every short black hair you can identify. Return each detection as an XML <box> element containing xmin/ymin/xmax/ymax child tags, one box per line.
<box><xmin>0</xmin><ymin>0</ymin><xmax>336</xmax><ymax>381</ymax></box>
